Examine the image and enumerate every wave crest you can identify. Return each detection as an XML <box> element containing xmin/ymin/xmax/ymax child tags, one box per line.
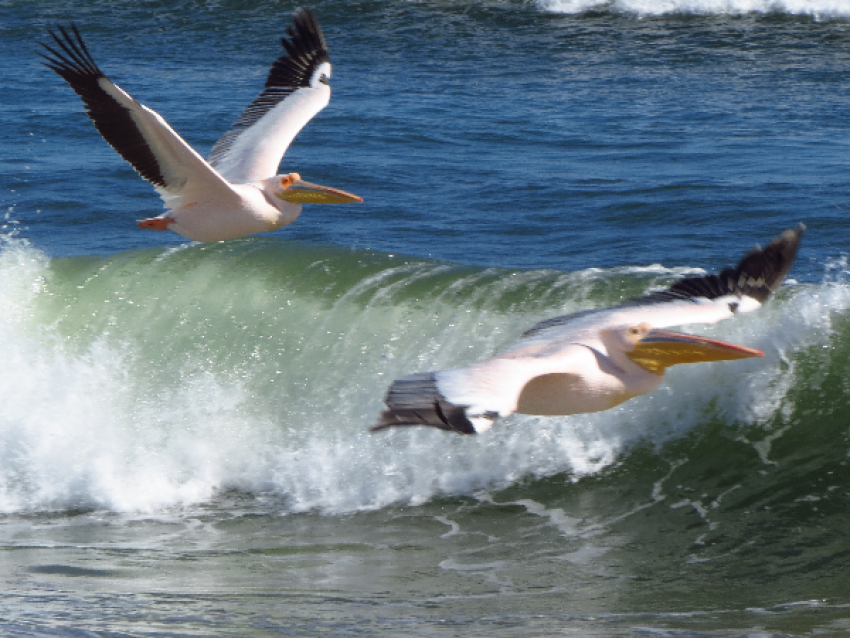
<box><xmin>536</xmin><ymin>0</ymin><xmax>850</xmax><ymax>18</ymax></box>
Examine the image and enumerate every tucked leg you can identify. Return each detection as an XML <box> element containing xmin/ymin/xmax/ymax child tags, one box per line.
<box><xmin>138</xmin><ymin>216</ymin><xmax>174</xmax><ymax>231</ymax></box>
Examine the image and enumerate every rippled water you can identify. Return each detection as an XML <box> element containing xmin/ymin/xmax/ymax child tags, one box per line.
<box><xmin>2</xmin><ymin>0</ymin><xmax>850</xmax><ymax>635</ymax></box>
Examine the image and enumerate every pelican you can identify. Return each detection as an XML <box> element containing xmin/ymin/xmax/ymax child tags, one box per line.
<box><xmin>39</xmin><ymin>8</ymin><xmax>362</xmax><ymax>242</ymax></box>
<box><xmin>373</xmin><ymin>226</ymin><xmax>804</xmax><ymax>434</ymax></box>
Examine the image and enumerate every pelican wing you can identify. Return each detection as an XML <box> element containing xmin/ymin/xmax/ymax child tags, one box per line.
<box><xmin>208</xmin><ymin>8</ymin><xmax>331</xmax><ymax>184</ymax></box>
<box><xmin>373</xmin><ymin>226</ymin><xmax>804</xmax><ymax>435</ymax></box>
<box><xmin>372</xmin><ymin>372</ymin><xmax>481</xmax><ymax>435</ymax></box>
<box><xmin>40</xmin><ymin>25</ymin><xmax>239</xmax><ymax>211</ymax></box>
<box><xmin>519</xmin><ymin>224</ymin><xmax>805</xmax><ymax>343</ymax></box>
<box><xmin>373</xmin><ymin>348</ymin><xmax>586</xmax><ymax>435</ymax></box>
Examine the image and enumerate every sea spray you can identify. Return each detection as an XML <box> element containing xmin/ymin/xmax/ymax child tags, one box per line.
<box><xmin>0</xmin><ymin>236</ymin><xmax>841</xmax><ymax>514</ymax></box>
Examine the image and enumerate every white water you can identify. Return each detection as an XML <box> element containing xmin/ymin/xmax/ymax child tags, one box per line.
<box><xmin>0</xmin><ymin>236</ymin><xmax>845</xmax><ymax>515</ymax></box>
<box><xmin>536</xmin><ymin>0</ymin><xmax>850</xmax><ymax>18</ymax></box>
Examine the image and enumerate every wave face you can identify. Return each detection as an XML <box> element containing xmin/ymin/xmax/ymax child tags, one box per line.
<box><xmin>5</xmin><ymin>1</ymin><xmax>850</xmax><ymax>633</ymax></box>
<box><xmin>0</xmin><ymin>233</ymin><xmax>847</xmax><ymax>515</ymax></box>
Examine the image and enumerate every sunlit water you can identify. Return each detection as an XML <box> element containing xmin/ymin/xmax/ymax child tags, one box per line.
<box><xmin>2</xmin><ymin>0</ymin><xmax>850</xmax><ymax>635</ymax></box>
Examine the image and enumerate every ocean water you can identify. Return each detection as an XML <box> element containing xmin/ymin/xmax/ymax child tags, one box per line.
<box><xmin>2</xmin><ymin>0</ymin><xmax>850</xmax><ymax>635</ymax></box>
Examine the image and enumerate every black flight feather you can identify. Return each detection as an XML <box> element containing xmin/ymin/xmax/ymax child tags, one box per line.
<box><xmin>208</xmin><ymin>7</ymin><xmax>330</xmax><ymax>166</ymax></box>
<box><xmin>371</xmin><ymin>372</ymin><xmax>477</xmax><ymax>435</ymax></box>
<box><xmin>522</xmin><ymin>225</ymin><xmax>805</xmax><ymax>339</ymax></box>
<box><xmin>39</xmin><ymin>24</ymin><xmax>168</xmax><ymax>188</ymax></box>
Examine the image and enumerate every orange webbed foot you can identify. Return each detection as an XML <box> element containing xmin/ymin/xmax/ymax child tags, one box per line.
<box><xmin>138</xmin><ymin>217</ymin><xmax>174</xmax><ymax>231</ymax></box>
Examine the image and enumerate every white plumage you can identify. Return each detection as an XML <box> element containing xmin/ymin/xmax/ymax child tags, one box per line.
<box><xmin>373</xmin><ymin>226</ymin><xmax>804</xmax><ymax>435</ymax></box>
<box><xmin>40</xmin><ymin>8</ymin><xmax>361</xmax><ymax>243</ymax></box>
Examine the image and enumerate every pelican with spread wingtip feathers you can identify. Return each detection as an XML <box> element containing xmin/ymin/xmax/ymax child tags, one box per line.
<box><xmin>40</xmin><ymin>8</ymin><xmax>362</xmax><ymax>242</ymax></box>
<box><xmin>373</xmin><ymin>226</ymin><xmax>804</xmax><ymax>435</ymax></box>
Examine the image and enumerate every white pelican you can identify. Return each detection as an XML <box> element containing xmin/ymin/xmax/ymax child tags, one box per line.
<box><xmin>373</xmin><ymin>226</ymin><xmax>804</xmax><ymax>434</ymax></box>
<box><xmin>40</xmin><ymin>8</ymin><xmax>362</xmax><ymax>242</ymax></box>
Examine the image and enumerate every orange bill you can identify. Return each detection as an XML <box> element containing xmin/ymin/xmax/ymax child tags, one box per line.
<box><xmin>278</xmin><ymin>180</ymin><xmax>363</xmax><ymax>204</ymax></box>
<box><xmin>627</xmin><ymin>329</ymin><xmax>763</xmax><ymax>374</ymax></box>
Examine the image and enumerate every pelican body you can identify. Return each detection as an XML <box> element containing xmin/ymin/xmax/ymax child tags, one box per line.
<box><xmin>40</xmin><ymin>9</ymin><xmax>362</xmax><ymax>242</ymax></box>
<box><xmin>373</xmin><ymin>226</ymin><xmax>804</xmax><ymax>435</ymax></box>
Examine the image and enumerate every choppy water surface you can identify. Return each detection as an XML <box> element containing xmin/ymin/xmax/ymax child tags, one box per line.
<box><xmin>3</xmin><ymin>0</ymin><xmax>850</xmax><ymax>635</ymax></box>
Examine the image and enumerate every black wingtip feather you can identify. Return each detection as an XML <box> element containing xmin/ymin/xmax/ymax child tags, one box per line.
<box><xmin>275</xmin><ymin>8</ymin><xmax>330</xmax><ymax>88</ymax></box>
<box><xmin>371</xmin><ymin>373</ymin><xmax>477</xmax><ymax>435</ymax></box>
<box><xmin>39</xmin><ymin>24</ymin><xmax>103</xmax><ymax>81</ymax></box>
<box><xmin>521</xmin><ymin>225</ymin><xmax>805</xmax><ymax>339</ymax></box>
<box><xmin>659</xmin><ymin>223</ymin><xmax>805</xmax><ymax>305</ymax></box>
<box><xmin>208</xmin><ymin>7</ymin><xmax>331</xmax><ymax>167</ymax></box>
<box><xmin>40</xmin><ymin>23</ymin><xmax>168</xmax><ymax>189</ymax></box>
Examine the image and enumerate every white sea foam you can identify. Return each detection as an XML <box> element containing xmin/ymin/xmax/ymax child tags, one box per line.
<box><xmin>536</xmin><ymin>0</ymin><xmax>850</xmax><ymax>18</ymax></box>
<box><xmin>0</xmin><ymin>237</ymin><xmax>843</xmax><ymax>515</ymax></box>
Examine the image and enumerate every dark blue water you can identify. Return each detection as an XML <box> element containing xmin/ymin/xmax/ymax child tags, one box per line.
<box><xmin>2</xmin><ymin>1</ymin><xmax>850</xmax><ymax>636</ymax></box>
<box><xmin>6</xmin><ymin>1</ymin><xmax>850</xmax><ymax>273</ymax></box>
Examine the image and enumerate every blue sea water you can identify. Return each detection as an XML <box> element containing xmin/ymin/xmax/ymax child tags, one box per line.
<box><xmin>2</xmin><ymin>0</ymin><xmax>850</xmax><ymax>635</ymax></box>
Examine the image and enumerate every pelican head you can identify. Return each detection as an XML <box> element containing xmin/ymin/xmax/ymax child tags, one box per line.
<box><xmin>621</xmin><ymin>323</ymin><xmax>763</xmax><ymax>375</ymax></box>
<box><xmin>270</xmin><ymin>173</ymin><xmax>363</xmax><ymax>205</ymax></box>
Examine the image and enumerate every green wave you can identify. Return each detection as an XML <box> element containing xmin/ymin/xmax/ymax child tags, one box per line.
<box><xmin>0</xmin><ymin>236</ymin><xmax>846</xmax><ymax>514</ymax></box>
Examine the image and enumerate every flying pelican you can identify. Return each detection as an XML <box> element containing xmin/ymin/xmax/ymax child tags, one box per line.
<box><xmin>372</xmin><ymin>226</ymin><xmax>804</xmax><ymax>435</ymax></box>
<box><xmin>40</xmin><ymin>8</ymin><xmax>362</xmax><ymax>242</ymax></box>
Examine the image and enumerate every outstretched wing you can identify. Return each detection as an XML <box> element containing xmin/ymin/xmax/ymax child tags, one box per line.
<box><xmin>40</xmin><ymin>24</ymin><xmax>238</xmax><ymax>210</ymax></box>
<box><xmin>373</xmin><ymin>226</ymin><xmax>804</xmax><ymax>435</ymax></box>
<box><xmin>208</xmin><ymin>8</ymin><xmax>332</xmax><ymax>184</ymax></box>
<box><xmin>520</xmin><ymin>224</ymin><xmax>805</xmax><ymax>342</ymax></box>
<box><xmin>372</xmin><ymin>354</ymin><xmax>575</xmax><ymax>436</ymax></box>
<box><xmin>372</xmin><ymin>372</ymin><xmax>481</xmax><ymax>435</ymax></box>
